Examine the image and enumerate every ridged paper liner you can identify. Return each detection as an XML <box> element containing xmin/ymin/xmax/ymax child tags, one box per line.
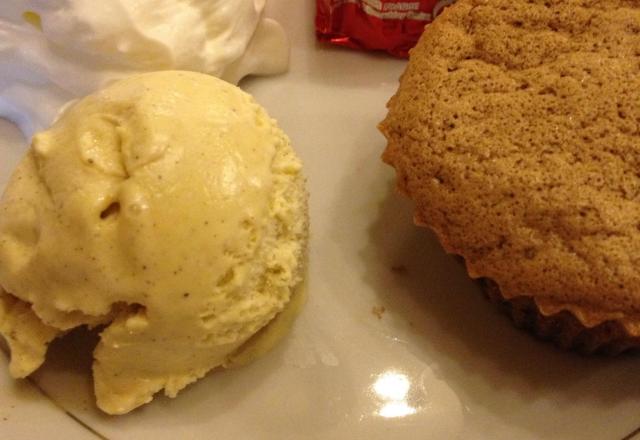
<box><xmin>480</xmin><ymin>278</ymin><xmax>640</xmax><ymax>355</ymax></box>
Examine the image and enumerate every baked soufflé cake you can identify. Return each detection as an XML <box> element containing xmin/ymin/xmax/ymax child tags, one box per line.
<box><xmin>380</xmin><ymin>0</ymin><xmax>640</xmax><ymax>354</ymax></box>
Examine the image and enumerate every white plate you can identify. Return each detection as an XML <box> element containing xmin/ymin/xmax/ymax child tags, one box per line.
<box><xmin>2</xmin><ymin>2</ymin><xmax>640</xmax><ymax>439</ymax></box>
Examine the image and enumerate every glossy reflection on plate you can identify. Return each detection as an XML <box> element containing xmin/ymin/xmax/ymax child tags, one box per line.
<box><xmin>372</xmin><ymin>370</ymin><xmax>417</xmax><ymax>418</ymax></box>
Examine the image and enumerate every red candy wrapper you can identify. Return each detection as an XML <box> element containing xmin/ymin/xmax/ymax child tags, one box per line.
<box><xmin>316</xmin><ymin>0</ymin><xmax>456</xmax><ymax>58</ymax></box>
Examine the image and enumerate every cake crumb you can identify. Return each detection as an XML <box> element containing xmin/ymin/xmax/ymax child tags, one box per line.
<box><xmin>390</xmin><ymin>264</ymin><xmax>407</xmax><ymax>275</ymax></box>
<box><xmin>372</xmin><ymin>305</ymin><xmax>386</xmax><ymax>319</ymax></box>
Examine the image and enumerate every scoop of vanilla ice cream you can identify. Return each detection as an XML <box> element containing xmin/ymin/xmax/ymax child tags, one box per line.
<box><xmin>0</xmin><ymin>71</ymin><xmax>307</xmax><ymax>415</ymax></box>
<box><xmin>0</xmin><ymin>0</ymin><xmax>289</xmax><ymax>138</ymax></box>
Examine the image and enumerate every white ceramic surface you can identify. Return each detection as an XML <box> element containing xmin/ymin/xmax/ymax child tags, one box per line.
<box><xmin>1</xmin><ymin>2</ymin><xmax>640</xmax><ymax>439</ymax></box>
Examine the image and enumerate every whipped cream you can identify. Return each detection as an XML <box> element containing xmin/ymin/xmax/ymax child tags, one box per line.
<box><xmin>0</xmin><ymin>0</ymin><xmax>289</xmax><ymax>138</ymax></box>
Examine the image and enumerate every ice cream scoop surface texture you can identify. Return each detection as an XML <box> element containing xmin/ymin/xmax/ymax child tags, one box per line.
<box><xmin>0</xmin><ymin>70</ymin><xmax>308</xmax><ymax>415</ymax></box>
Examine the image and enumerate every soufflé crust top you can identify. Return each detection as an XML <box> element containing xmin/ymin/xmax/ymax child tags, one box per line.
<box><xmin>380</xmin><ymin>0</ymin><xmax>640</xmax><ymax>334</ymax></box>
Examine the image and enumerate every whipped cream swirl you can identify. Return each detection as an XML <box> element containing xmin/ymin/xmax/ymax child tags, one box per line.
<box><xmin>0</xmin><ymin>0</ymin><xmax>289</xmax><ymax>138</ymax></box>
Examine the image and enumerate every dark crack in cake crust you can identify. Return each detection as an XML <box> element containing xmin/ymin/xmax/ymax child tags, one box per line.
<box><xmin>380</xmin><ymin>0</ymin><xmax>640</xmax><ymax>351</ymax></box>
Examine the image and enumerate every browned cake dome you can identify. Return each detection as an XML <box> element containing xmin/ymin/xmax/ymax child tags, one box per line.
<box><xmin>380</xmin><ymin>0</ymin><xmax>640</xmax><ymax>353</ymax></box>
